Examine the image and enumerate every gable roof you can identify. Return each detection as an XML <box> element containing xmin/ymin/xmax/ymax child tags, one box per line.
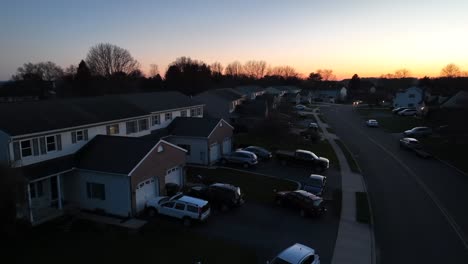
<box><xmin>167</xmin><ymin>117</ymin><xmax>232</xmax><ymax>138</ymax></box>
<box><xmin>0</xmin><ymin>96</ymin><xmax>146</xmax><ymax>136</ymax></box>
<box><xmin>197</xmin><ymin>88</ymin><xmax>244</xmax><ymax>101</ymax></box>
<box><xmin>119</xmin><ymin>91</ymin><xmax>203</xmax><ymax>113</ymax></box>
<box><xmin>441</xmin><ymin>91</ymin><xmax>468</xmax><ymax>109</ymax></box>
<box><xmin>76</xmin><ymin>135</ymin><xmax>159</xmax><ymax>175</ymax></box>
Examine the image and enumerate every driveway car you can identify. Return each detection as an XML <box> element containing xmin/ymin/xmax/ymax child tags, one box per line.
<box><xmin>276</xmin><ymin>149</ymin><xmax>329</xmax><ymax>172</ymax></box>
<box><xmin>398</xmin><ymin>109</ymin><xmax>417</xmax><ymax>116</ymax></box>
<box><xmin>269</xmin><ymin>243</ymin><xmax>320</xmax><ymax>264</ymax></box>
<box><xmin>221</xmin><ymin>150</ymin><xmax>258</xmax><ymax>168</ymax></box>
<box><xmin>302</xmin><ymin>174</ymin><xmax>326</xmax><ymax>196</ymax></box>
<box><xmin>366</xmin><ymin>119</ymin><xmax>379</xmax><ymax>127</ymax></box>
<box><xmin>403</xmin><ymin>127</ymin><xmax>432</xmax><ymax>137</ymax></box>
<box><xmin>295</xmin><ymin>104</ymin><xmax>307</xmax><ymax>111</ymax></box>
<box><xmin>242</xmin><ymin>146</ymin><xmax>272</xmax><ymax>160</ymax></box>
<box><xmin>392</xmin><ymin>107</ymin><xmax>408</xmax><ymax>114</ymax></box>
<box><xmin>309</xmin><ymin>122</ymin><xmax>319</xmax><ymax>129</ymax></box>
<box><xmin>399</xmin><ymin>137</ymin><xmax>432</xmax><ymax>158</ymax></box>
<box><xmin>185</xmin><ymin>183</ymin><xmax>244</xmax><ymax>210</ymax></box>
<box><xmin>275</xmin><ymin>190</ymin><xmax>326</xmax><ymax>217</ymax></box>
<box><xmin>146</xmin><ymin>193</ymin><xmax>211</xmax><ymax>226</ymax></box>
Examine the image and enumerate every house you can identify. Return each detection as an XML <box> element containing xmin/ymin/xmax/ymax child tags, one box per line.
<box><xmin>393</xmin><ymin>87</ymin><xmax>423</xmax><ymax>108</ymax></box>
<box><xmin>154</xmin><ymin>117</ymin><xmax>234</xmax><ymax>165</ymax></box>
<box><xmin>440</xmin><ymin>91</ymin><xmax>468</xmax><ymax>109</ymax></box>
<box><xmin>0</xmin><ymin>91</ymin><xmax>207</xmax><ymax>225</ymax></box>
<box><xmin>311</xmin><ymin>89</ymin><xmax>340</xmax><ymax>101</ymax></box>
<box><xmin>299</xmin><ymin>90</ymin><xmax>313</xmax><ymax>104</ymax></box>
<box><xmin>194</xmin><ymin>88</ymin><xmax>245</xmax><ymax>122</ymax></box>
<box><xmin>234</xmin><ymin>86</ymin><xmax>266</xmax><ymax>100</ymax></box>
<box><xmin>265</xmin><ymin>86</ymin><xmax>286</xmax><ymax>96</ymax></box>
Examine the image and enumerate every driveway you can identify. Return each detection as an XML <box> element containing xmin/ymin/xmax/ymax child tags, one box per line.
<box><xmin>321</xmin><ymin>104</ymin><xmax>468</xmax><ymax>264</ymax></box>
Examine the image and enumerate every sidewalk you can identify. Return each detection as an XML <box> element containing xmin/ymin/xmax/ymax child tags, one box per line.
<box><xmin>314</xmin><ymin>111</ymin><xmax>375</xmax><ymax>264</ymax></box>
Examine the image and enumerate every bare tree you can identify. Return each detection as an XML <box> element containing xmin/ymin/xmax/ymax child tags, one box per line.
<box><xmin>441</xmin><ymin>63</ymin><xmax>461</xmax><ymax>77</ymax></box>
<box><xmin>148</xmin><ymin>64</ymin><xmax>159</xmax><ymax>77</ymax></box>
<box><xmin>394</xmin><ymin>68</ymin><xmax>411</xmax><ymax>78</ymax></box>
<box><xmin>13</xmin><ymin>61</ymin><xmax>64</xmax><ymax>81</ymax></box>
<box><xmin>86</xmin><ymin>43</ymin><xmax>140</xmax><ymax>77</ymax></box>
<box><xmin>225</xmin><ymin>61</ymin><xmax>244</xmax><ymax>76</ymax></box>
<box><xmin>210</xmin><ymin>62</ymin><xmax>224</xmax><ymax>76</ymax></box>
<box><xmin>269</xmin><ymin>65</ymin><xmax>299</xmax><ymax>78</ymax></box>
<box><xmin>316</xmin><ymin>69</ymin><xmax>336</xmax><ymax>81</ymax></box>
<box><xmin>243</xmin><ymin>60</ymin><xmax>267</xmax><ymax>79</ymax></box>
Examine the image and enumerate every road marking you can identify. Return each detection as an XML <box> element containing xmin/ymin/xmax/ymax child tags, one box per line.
<box><xmin>330</xmin><ymin>107</ymin><xmax>468</xmax><ymax>252</ymax></box>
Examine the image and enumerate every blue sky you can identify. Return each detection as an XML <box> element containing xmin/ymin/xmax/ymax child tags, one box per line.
<box><xmin>1</xmin><ymin>0</ymin><xmax>467</xmax><ymax>80</ymax></box>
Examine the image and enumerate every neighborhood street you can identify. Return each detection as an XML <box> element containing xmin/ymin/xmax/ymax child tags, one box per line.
<box><xmin>321</xmin><ymin>104</ymin><xmax>468</xmax><ymax>264</ymax></box>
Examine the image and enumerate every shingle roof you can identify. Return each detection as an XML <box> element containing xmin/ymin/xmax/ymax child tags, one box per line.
<box><xmin>167</xmin><ymin>117</ymin><xmax>226</xmax><ymax>137</ymax></box>
<box><xmin>76</xmin><ymin>135</ymin><xmax>158</xmax><ymax>174</ymax></box>
<box><xmin>119</xmin><ymin>91</ymin><xmax>203</xmax><ymax>112</ymax></box>
<box><xmin>0</xmin><ymin>96</ymin><xmax>148</xmax><ymax>136</ymax></box>
<box><xmin>17</xmin><ymin>155</ymin><xmax>75</xmax><ymax>181</ymax></box>
<box><xmin>199</xmin><ymin>88</ymin><xmax>244</xmax><ymax>101</ymax></box>
<box><xmin>235</xmin><ymin>86</ymin><xmax>264</xmax><ymax>95</ymax></box>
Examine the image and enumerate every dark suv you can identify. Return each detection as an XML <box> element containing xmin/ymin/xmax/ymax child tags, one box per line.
<box><xmin>275</xmin><ymin>190</ymin><xmax>326</xmax><ymax>217</ymax></box>
<box><xmin>186</xmin><ymin>183</ymin><xmax>244</xmax><ymax>210</ymax></box>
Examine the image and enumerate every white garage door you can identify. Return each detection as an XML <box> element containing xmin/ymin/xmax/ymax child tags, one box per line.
<box><xmin>135</xmin><ymin>177</ymin><xmax>158</xmax><ymax>213</ymax></box>
<box><xmin>165</xmin><ymin>166</ymin><xmax>182</xmax><ymax>186</ymax></box>
<box><xmin>222</xmin><ymin>138</ymin><xmax>232</xmax><ymax>154</ymax></box>
<box><xmin>210</xmin><ymin>143</ymin><xmax>220</xmax><ymax>163</ymax></box>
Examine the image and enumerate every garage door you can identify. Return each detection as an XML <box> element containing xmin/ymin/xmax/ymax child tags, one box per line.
<box><xmin>135</xmin><ymin>177</ymin><xmax>158</xmax><ymax>213</ymax></box>
<box><xmin>165</xmin><ymin>166</ymin><xmax>182</xmax><ymax>186</ymax></box>
<box><xmin>210</xmin><ymin>143</ymin><xmax>220</xmax><ymax>163</ymax></box>
<box><xmin>222</xmin><ymin>138</ymin><xmax>232</xmax><ymax>154</ymax></box>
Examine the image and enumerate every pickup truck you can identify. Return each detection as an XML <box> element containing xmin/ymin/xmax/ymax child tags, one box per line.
<box><xmin>275</xmin><ymin>149</ymin><xmax>329</xmax><ymax>172</ymax></box>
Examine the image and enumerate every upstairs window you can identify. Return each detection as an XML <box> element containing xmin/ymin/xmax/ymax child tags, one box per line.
<box><xmin>196</xmin><ymin>107</ymin><xmax>202</xmax><ymax>116</ymax></box>
<box><xmin>181</xmin><ymin>110</ymin><xmax>188</xmax><ymax>117</ymax></box>
<box><xmin>190</xmin><ymin>108</ymin><xmax>196</xmax><ymax>116</ymax></box>
<box><xmin>165</xmin><ymin>112</ymin><xmax>172</xmax><ymax>121</ymax></box>
<box><xmin>138</xmin><ymin>118</ymin><xmax>148</xmax><ymax>131</ymax></box>
<box><xmin>72</xmin><ymin>129</ymin><xmax>88</xmax><ymax>143</ymax></box>
<box><xmin>106</xmin><ymin>124</ymin><xmax>120</xmax><ymax>135</ymax></box>
<box><xmin>46</xmin><ymin>136</ymin><xmax>57</xmax><ymax>152</ymax></box>
<box><xmin>126</xmin><ymin>121</ymin><xmax>137</xmax><ymax>134</ymax></box>
<box><xmin>152</xmin><ymin>115</ymin><xmax>160</xmax><ymax>125</ymax></box>
<box><xmin>20</xmin><ymin>140</ymin><xmax>32</xmax><ymax>157</ymax></box>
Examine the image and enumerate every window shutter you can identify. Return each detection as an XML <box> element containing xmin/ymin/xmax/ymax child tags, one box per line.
<box><xmin>126</xmin><ymin>122</ymin><xmax>131</xmax><ymax>135</ymax></box>
<box><xmin>39</xmin><ymin>137</ymin><xmax>46</xmax><ymax>154</ymax></box>
<box><xmin>13</xmin><ymin>141</ymin><xmax>20</xmax><ymax>161</ymax></box>
<box><xmin>32</xmin><ymin>138</ymin><xmax>39</xmax><ymax>156</ymax></box>
<box><xmin>71</xmin><ymin>132</ymin><xmax>76</xmax><ymax>144</ymax></box>
<box><xmin>84</xmin><ymin>130</ymin><xmax>88</xmax><ymax>140</ymax></box>
<box><xmin>56</xmin><ymin>134</ymin><xmax>62</xmax><ymax>150</ymax></box>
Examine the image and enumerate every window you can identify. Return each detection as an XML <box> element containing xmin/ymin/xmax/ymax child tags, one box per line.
<box><xmin>190</xmin><ymin>108</ymin><xmax>196</xmax><ymax>116</ymax></box>
<box><xmin>126</xmin><ymin>121</ymin><xmax>137</xmax><ymax>134</ymax></box>
<box><xmin>46</xmin><ymin>136</ymin><xmax>56</xmax><ymax>152</ymax></box>
<box><xmin>174</xmin><ymin>203</ymin><xmax>185</xmax><ymax>210</ymax></box>
<box><xmin>21</xmin><ymin>140</ymin><xmax>32</xmax><ymax>157</ymax></box>
<box><xmin>178</xmin><ymin>144</ymin><xmax>191</xmax><ymax>155</ymax></box>
<box><xmin>409</xmin><ymin>94</ymin><xmax>415</xmax><ymax>98</ymax></box>
<box><xmin>138</xmin><ymin>118</ymin><xmax>148</xmax><ymax>131</ymax></box>
<box><xmin>106</xmin><ymin>124</ymin><xmax>120</xmax><ymax>135</ymax></box>
<box><xmin>86</xmin><ymin>182</ymin><xmax>105</xmax><ymax>200</ymax></box>
<box><xmin>165</xmin><ymin>112</ymin><xmax>172</xmax><ymax>121</ymax></box>
<box><xmin>187</xmin><ymin>205</ymin><xmax>198</xmax><ymax>213</ymax></box>
<box><xmin>162</xmin><ymin>202</ymin><xmax>175</xmax><ymax>208</ymax></box>
<box><xmin>29</xmin><ymin>181</ymin><xmax>43</xmax><ymax>199</ymax></box>
<box><xmin>72</xmin><ymin>129</ymin><xmax>88</xmax><ymax>143</ymax></box>
<box><xmin>152</xmin><ymin>115</ymin><xmax>160</xmax><ymax>125</ymax></box>
<box><xmin>196</xmin><ymin>107</ymin><xmax>202</xmax><ymax>116</ymax></box>
<box><xmin>76</xmin><ymin>130</ymin><xmax>84</xmax><ymax>141</ymax></box>
<box><xmin>181</xmin><ymin>110</ymin><xmax>187</xmax><ymax>117</ymax></box>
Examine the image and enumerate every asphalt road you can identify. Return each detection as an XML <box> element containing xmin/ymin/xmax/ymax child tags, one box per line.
<box><xmin>321</xmin><ymin>104</ymin><xmax>468</xmax><ymax>264</ymax></box>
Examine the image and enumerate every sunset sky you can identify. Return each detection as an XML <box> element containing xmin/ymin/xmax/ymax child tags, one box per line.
<box><xmin>1</xmin><ymin>0</ymin><xmax>467</xmax><ymax>80</ymax></box>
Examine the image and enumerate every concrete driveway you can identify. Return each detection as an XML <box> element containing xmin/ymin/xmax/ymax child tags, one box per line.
<box><xmin>321</xmin><ymin>104</ymin><xmax>468</xmax><ymax>264</ymax></box>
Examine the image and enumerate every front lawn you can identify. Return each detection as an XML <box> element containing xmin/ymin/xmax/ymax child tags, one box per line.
<box><xmin>186</xmin><ymin>167</ymin><xmax>298</xmax><ymax>203</ymax></box>
<box><xmin>335</xmin><ymin>139</ymin><xmax>360</xmax><ymax>173</ymax></box>
<box><xmin>419</xmin><ymin>136</ymin><xmax>468</xmax><ymax>175</ymax></box>
<box><xmin>356</xmin><ymin>108</ymin><xmax>425</xmax><ymax>133</ymax></box>
<box><xmin>13</xmin><ymin>218</ymin><xmax>257</xmax><ymax>264</ymax></box>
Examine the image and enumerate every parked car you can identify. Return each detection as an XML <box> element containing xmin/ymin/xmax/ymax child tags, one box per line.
<box><xmin>309</xmin><ymin>122</ymin><xmax>319</xmax><ymax>129</ymax></box>
<box><xmin>295</xmin><ymin>104</ymin><xmax>307</xmax><ymax>111</ymax></box>
<box><xmin>146</xmin><ymin>193</ymin><xmax>211</xmax><ymax>226</ymax></box>
<box><xmin>242</xmin><ymin>146</ymin><xmax>272</xmax><ymax>160</ymax></box>
<box><xmin>185</xmin><ymin>183</ymin><xmax>244</xmax><ymax>210</ymax></box>
<box><xmin>399</xmin><ymin>137</ymin><xmax>432</xmax><ymax>158</ymax></box>
<box><xmin>366</xmin><ymin>119</ymin><xmax>379</xmax><ymax>127</ymax></box>
<box><xmin>221</xmin><ymin>150</ymin><xmax>258</xmax><ymax>168</ymax></box>
<box><xmin>403</xmin><ymin>127</ymin><xmax>432</xmax><ymax>137</ymax></box>
<box><xmin>302</xmin><ymin>174</ymin><xmax>327</xmax><ymax>196</ymax></box>
<box><xmin>275</xmin><ymin>149</ymin><xmax>329</xmax><ymax>172</ymax></box>
<box><xmin>268</xmin><ymin>243</ymin><xmax>320</xmax><ymax>264</ymax></box>
<box><xmin>398</xmin><ymin>109</ymin><xmax>417</xmax><ymax>116</ymax></box>
<box><xmin>275</xmin><ymin>190</ymin><xmax>326</xmax><ymax>217</ymax></box>
<box><xmin>392</xmin><ymin>107</ymin><xmax>406</xmax><ymax>114</ymax></box>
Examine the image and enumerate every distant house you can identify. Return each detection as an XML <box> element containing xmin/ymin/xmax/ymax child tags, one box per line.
<box><xmin>300</xmin><ymin>90</ymin><xmax>313</xmax><ymax>104</ymax></box>
<box><xmin>311</xmin><ymin>89</ymin><xmax>339</xmax><ymax>101</ymax></box>
<box><xmin>393</xmin><ymin>87</ymin><xmax>423</xmax><ymax>108</ymax></box>
<box><xmin>440</xmin><ymin>91</ymin><xmax>468</xmax><ymax>109</ymax></box>
<box><xmin>234</xmin><ymin>86</ymin><xmax>265</xmax><ymax>100</ymax></box>
<box><xmin>265</xmin><ymin>86</ymin><xmax>286</xmax><ymax>96</ymax></box>
<box><xmin>194</xmin><ymin>88</ymin><xmax>245</xmax><ymax>121</ymax></box>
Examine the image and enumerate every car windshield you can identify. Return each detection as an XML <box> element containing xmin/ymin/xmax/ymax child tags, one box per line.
<box><xmin>270</xmin><ymin>257</ymin><xmax>292</xmax><ymax>264</ymax></box>
<box><xmin>158</xmin><ymin>197</ymin><xmax>169</xmax><ymax>204</ymax></box>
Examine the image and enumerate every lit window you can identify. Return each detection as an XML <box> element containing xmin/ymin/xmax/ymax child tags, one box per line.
<box><xmin>106</xmin><ymin>124</ymin><xmax>119</xmax><ymax>135</ymax></box>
